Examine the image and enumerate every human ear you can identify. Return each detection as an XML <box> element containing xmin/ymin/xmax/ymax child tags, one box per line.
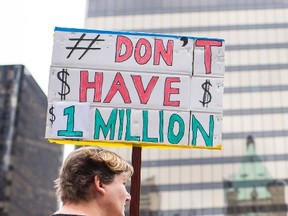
<box><xmin>94</xmin><ymin>175</ymin><xmax>105</xmax><ymax>195</ymax></box>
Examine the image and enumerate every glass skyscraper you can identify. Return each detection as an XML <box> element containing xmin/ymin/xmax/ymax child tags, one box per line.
<box><xmin>84</xmin><ymin>1</ymin><xmax>288</xmax><ymax>215</ymax></box>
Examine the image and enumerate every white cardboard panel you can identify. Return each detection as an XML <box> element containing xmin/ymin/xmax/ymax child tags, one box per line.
<box><xmin>48</xmin><ymin>67</ymin><xmax>191</xmax><ymax>111</ymax></box>
<box><xmin>161</xmin><ymin>109</ymin><xmax>190</xmax><ymax>145</ymax></box>
<box><xmin>193</xmin><ymin>39</ymin><xmax>225</xmax><ymax>77</ymax></box>
<box><xmin>47</xmin><ymin>102</ymin><xmax>90</xmax><ymax>139</ymax></box>
<box><xmin>190</xmin><ymin>76</ymin><xmax>224</xmax><ymax>113</ymax></box>
<box><xmin>189</xmin><ymin>112</ymin><xmax>222</xmax><ymax>147</ymax></box>
<box><xmin>51</xmin><ymin>30</ymin><xmax>194</xmax><ymax>75</ymax></box>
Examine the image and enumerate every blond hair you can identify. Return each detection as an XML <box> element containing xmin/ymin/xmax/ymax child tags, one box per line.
<box><xmin>54</xmin><ymin>146</ymin><xmax>133</xmax><ymax>203</ymax></box>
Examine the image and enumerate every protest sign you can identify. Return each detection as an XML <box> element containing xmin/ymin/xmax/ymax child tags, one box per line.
<box><xmin>46</xmin><ymin>27</ymin><xmax>225</xmax><ymax>149</ymax></box>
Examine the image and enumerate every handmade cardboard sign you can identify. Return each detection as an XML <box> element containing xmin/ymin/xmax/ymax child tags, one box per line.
<box><xmin>46</xmin><ymin>27</ymin><xmax>225</xmax><ymax>149</ymax></box>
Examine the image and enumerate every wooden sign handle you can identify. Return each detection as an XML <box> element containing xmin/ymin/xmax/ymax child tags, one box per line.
<box><xmin>129</xmin><ymin>147</ymin><xmax>142</xmax><ymax>216</ymax></box>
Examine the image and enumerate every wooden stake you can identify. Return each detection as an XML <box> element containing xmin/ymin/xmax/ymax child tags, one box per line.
<box><xmin>129</xmin><ymin>146</ymin><xmax>142</xmax><ymax>216</ymax></box>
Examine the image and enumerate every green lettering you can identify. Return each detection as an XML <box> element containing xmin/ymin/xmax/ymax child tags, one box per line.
<box><xmin>191</xmin><ymin>115</ymin><xmax>214</xmax><ymax>146</ymax></box>
<box><xmin>57</xmin><ymin>106</ymin><xmax>83</xmax><ymax>137</ymax></box>
<box><xmin>125</xmin><ymin>109</ymin><xmax>140</xmax><ymax>141</ymax></box>
<box><xmin>142</xmin><ymin>110</ymin><xmax>158</xmax><ymax>143</ymax></box>
<box><xmin>118</xmin><ymin>109</ymin><xmax>124</xmax><ymax>140</ymax></box>
<box><xmin>94</xmin><ymin>108</ymin><xmax>117</xmax><ymax>140</ymax></box>
<box><xmin>168</xmin><ymin>114</ymin><xmax>184</xmax><ymax>144</ymax></box>
<box><xmin>159</xmin><ymin>110</ymin><xmax>164</xmax><ymax>143</ymax></box>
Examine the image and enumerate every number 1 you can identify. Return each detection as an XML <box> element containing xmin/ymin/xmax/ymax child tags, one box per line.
<box><xmin>57</xmin><ymin>106</ymin><xmax>83</xmax><ymax>137</ymax></box>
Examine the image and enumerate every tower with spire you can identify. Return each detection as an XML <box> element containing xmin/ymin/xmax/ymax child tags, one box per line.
<box><xmin>224</xmin><ymin>136</ymin><xmax>286</xmax><ymax>215</ymax></box>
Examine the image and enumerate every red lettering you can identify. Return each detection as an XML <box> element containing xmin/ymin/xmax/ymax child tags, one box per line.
<box><xmin>115</xmin><ymin>36</ymin><xmax>175</xmax><ymax>66</ymax></box>
<box><xmin>104</xmin><ymin>72</ymin><xmax>131</xmax><ymax>103</ymax></box>
<box><xmin>131</xmin><ymin>75</ymin><xmax>159</xmax><ymax>104</ymax></box>
<box><xmin>134</xmin><ymin>38</ymin><xmax>152</xmax><ymax>65</ymax></box>
<box><xmin>163</xmin><ymin>77</ymin><xmax>180</xmax><ymax>107</ymax></box>
<box><xmin>154</xmin><ymin>39</ymin><xmax>173</xmax><ymax>66</ymax></box>
<box><xmin>79</xmin><ymin>70</ymin><xmax>103</xmax><ymax>102</ymax></box>
<box><xmin>195</xmin><ymin>40</ymin><xmax>222</xmax><ymax>74</ymax></box>
<box><xmin>115</xmin><ymin>36</ymin><xmax>133</xmax><ymax>63</ymax></box>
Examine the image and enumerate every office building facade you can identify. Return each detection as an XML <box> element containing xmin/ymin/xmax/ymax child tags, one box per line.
<box><xmin>0</xmin><ymin>65</ymin><xmax>63</xmax><ymax>216</ymax></box>
<box><xmin>85</xmin><ymin>1</ymin><xmax>288</xmax><ymax>215</ymax></box>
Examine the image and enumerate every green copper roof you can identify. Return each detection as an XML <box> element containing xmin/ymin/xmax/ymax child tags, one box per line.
<box><xmin>228</xmin><ymin>136</ymin><xmax>272</xmax><ymax>200</ymax></box>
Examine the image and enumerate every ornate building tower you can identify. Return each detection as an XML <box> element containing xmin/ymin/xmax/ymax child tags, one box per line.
<box><xmin>225</xmin><ymin>136</ymin><xmax>286</xmax><ymax>215</ymax></box>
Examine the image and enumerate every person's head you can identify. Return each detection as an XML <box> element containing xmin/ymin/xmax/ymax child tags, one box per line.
<box><xmin>54</xmin><ymin>146</ymin><xmax>134</xmax><ymax>206</ymax></box>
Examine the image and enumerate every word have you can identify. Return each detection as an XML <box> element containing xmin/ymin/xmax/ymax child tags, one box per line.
<box><xmin>79</xmin><ymin>70</ymin><xmax>181</xmax><ymax>107</ymax></box>
<box><xmin>57</xmin><ymin>107</ymin><xmax>215</xmax><ymax>146</ymax></box>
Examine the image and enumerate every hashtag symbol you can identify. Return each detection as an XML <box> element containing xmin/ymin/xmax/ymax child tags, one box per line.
<box><xmin>66</xmin><ymin>33</ymin><xmax>105</xmax><ymax>60</ymax></box>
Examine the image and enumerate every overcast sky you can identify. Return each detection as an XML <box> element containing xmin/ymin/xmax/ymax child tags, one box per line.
<box><xmin>0</xmin><ymin>0</ymin><xmax>86</xmax><ymax>95</ymax></box>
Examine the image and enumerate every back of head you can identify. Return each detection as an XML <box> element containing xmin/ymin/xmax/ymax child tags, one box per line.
<box><xmin>54</xmin><ymin>146</ymin><xmax>134</xmax><ymax>203</ymax></box>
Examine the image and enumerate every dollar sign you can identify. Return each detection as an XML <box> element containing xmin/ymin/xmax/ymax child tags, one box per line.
<box><xmin>200</xmin><ymin>79</ymin><xmax>212</xmax><ymax>107</ymax></box>
<box><xmin>57</xmin><ymin>68</ymin><xmax>70</xmax><ymax>100</ymax></box>
<box><xmin>49</xmin><ymin>106</ymin><xmax>56</xmax><ymax>124</ymax></box>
